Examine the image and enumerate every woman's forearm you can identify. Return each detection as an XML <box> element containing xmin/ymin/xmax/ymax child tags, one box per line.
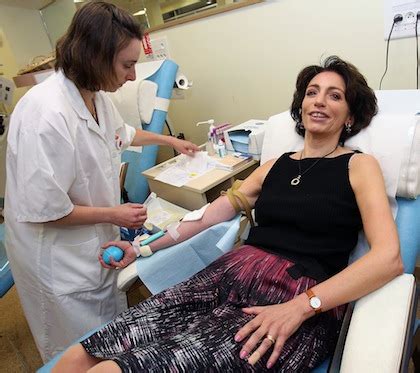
<box><xmin>149</xmin><ymin>196</ymin><xmax>237</xmax><ymax>253</ymax></box>
<box><xmin>301</xmin><ymin>245</ymin><xmax>403</xmax><ymax>317</ymax></box>
<box><xmin>147</xmin><ymin>164</ymin><xmax>268</xmax><ymax>253</ymax></box>
<box><xmin>46</xmin><ymin>205</ymin><xmax>115</xmax><ymax>226</ymax></box>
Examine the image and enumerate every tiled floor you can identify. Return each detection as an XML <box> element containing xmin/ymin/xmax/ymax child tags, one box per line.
<box><xmin>0</xmin><ymin>213</ymin><xmax>43</xmax><ymax>371</ymax></box>
<box><xmin>0</xmin><ymin>286</ymin><xmax>43</xmax><ymax>371</ymax></box>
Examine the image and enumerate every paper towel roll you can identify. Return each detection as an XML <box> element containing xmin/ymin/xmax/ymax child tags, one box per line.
<box><xmin>175</xmin><ymin>71</ymin><xmax>191</xmax><ymax>90</ymax></box>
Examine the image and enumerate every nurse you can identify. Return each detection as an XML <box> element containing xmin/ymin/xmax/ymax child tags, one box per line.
<box><xmin>4</xmin><ymin>1</ymin><xmax>198</xmax><ymax>362</ymax></box>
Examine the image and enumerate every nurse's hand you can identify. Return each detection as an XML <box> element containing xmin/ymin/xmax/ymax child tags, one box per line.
<box><xmin>169</xmin><ymin>137</ymin><xmax>199</xmax><ymax>155</ymax></box>
<box><xmin>111</xmin><ymin>203</ymin><xmax>147</xmax><ymax>229</ymax></box>
<box><xmin>99</xmin><ymin>241</ymin><xmax>136</xmax><ymax>269</ymax></box>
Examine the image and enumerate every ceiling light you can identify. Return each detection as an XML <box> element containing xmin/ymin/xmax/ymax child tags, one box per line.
<box><xmin>133</xmin><ymin>9</ymin><xmax>146</xmax><ymax>16</ymax></box>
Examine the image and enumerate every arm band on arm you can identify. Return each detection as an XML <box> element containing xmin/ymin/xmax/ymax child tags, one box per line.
<box><xmin>221</xmin><ymin>180</ymin><xmax>255</xmax><ymax>227</ymax></box>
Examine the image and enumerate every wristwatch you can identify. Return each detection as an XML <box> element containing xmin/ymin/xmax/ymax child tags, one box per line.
<box><xmin>305</xmin><ymin>288</ymin><xmax>322</xmax><ymax>314</ymax></box>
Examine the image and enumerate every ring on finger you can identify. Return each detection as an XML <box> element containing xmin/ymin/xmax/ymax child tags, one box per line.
<box><xmin>266</xmin><ymin>334</ymin><xmax>276</xmax><ymax>344</ymax></box>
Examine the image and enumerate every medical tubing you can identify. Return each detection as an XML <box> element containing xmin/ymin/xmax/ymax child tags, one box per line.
<box><xmin>140</xmin><ymin>230</ymin><xmax>165</xmax><ymax>246</ymax></box>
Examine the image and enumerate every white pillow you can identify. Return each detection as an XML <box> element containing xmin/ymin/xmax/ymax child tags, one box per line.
<box><xmin>107</xmin><ymin>79</ymin><xmax>143</xmax><ymax>129</ymax></box>
<box><xmin>106</xmin><ymin>61</ymin><xmax>166</xmax><ymax>128</ymax></box>
<box><xmin>261</xmin><ymin>111</ymin><xmax>419</xmax><ymax>199</ymax></box>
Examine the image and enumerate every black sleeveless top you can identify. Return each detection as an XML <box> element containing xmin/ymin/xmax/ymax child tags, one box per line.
<box><xmin>245</xmin><ymin>152</ymin><xmax>363</xmax><ymax>281</ymax></box>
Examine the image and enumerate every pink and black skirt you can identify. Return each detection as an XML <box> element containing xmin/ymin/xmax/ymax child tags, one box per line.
<box><xmin>81</xmin><ymin>245</ymin><xmax>346</xmax><ymax>372</ymax></box>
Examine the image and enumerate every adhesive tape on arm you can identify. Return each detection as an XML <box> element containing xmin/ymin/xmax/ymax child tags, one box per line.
<box><xmin>132</xmin><ymin>241</ymin><xmax>141</xmax><ymax>257</ymax></box>
<box><xmin>139</xmin><ymin>244</ymin><xmax>153</xmax><ymax>257</ymax></box>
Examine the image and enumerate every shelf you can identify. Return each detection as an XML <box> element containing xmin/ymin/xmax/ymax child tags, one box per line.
<box><xmin>13</xmin><ymin>69</ymin><xmax>53</xmax><ymax>88</ymax></box>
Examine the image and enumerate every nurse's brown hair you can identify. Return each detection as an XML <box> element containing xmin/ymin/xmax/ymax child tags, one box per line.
<box><xmin>55</xmin><ymin>1</ymin><xmax>142</xmax><ymax>91</ymax></box>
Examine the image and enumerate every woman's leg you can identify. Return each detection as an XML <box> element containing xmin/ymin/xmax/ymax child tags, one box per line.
<box><xmin>87</xmin><ymin>360</ymin><xmax>121</xmax><ymax>373</ymax></box>
<box><xmin>52</xmin><ymin>344</ymin><xmax>102</xmax><ymax>373</ymax></box>
<box><xmin>81</xmin><ymin>263</ymin><xmax>223</xmax><ymax>359</ymax></box>
<box><xmin>107</xmin><ymin>303</ymin><xmax>257</xmax><ymax>372</ymax></box>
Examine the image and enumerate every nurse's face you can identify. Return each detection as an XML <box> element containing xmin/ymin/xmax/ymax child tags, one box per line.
<box><xmin>110</xmin><ymin>38</ymin><xmax>142</xmax><ymax>92</ymax></box>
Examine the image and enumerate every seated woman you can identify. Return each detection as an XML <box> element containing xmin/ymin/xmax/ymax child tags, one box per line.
<box><xmin>54</xmin><ymin>56</ymin><xmax>402</xmax><ymax>372</ymax></box>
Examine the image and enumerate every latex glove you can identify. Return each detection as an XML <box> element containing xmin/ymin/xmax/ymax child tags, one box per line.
<box><xmin>234</xmin><ymin>294</ymin><xmax>311</xmax><ymax>369</ymax></box>
<box><xmin>110</xmin><ymin>203</ymin><xmax>147</xmax><ymax>229</ymax></box>
<box><xmin>169</xmin><ymin>137</ymin><xmax>199</xmax><ymax>155</ymax></box>
<box><xmin>98</xmin><ymin>240</ymin><xmax>137</xmax><ymax>269</ymax></box>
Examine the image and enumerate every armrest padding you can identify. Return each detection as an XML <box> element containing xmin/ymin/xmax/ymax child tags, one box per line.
<box><xmin>340</xmin><ymin>274</ymin><xmax>416</xmax><ymax>373</ymax></box>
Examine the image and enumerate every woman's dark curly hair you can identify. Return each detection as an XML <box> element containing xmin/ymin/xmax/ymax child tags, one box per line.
<box><xmin>55</xmin><ymin>1</ymin><xmax>143</xmax><ymax>91</ymax></box>
<box><xmin>290</xmin><ymin>56</ymin><xmax>378</xmax><ymax>143</ymax></box>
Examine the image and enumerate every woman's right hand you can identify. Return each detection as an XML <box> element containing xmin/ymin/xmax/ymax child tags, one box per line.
<box><xmin>110</xmin><ymin>203</ymin><xmax>147</xmax><ymax>228</ymax></box>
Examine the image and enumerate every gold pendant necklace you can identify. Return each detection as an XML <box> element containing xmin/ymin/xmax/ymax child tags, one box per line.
<box><xmin>290</xmin><ymin>145</ymin><xmax>338</xmax><ymax>186</ymax></box>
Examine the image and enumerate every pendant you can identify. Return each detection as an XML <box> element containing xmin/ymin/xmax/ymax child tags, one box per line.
<box><xmin>290</xmin><ymin>175</ymin><xmax>301</xmax><ymax>186</ymax></box>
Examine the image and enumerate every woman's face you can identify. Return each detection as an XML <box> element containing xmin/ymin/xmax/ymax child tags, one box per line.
<box><xmin>301</xmin><ymin>71</ymin><xmax>352</xmax><ymax>139</ymax></box>
<box><xmin>110</xmin><ymin>38</ymin><xmax>142</xmax><ymax>92</ymax></box>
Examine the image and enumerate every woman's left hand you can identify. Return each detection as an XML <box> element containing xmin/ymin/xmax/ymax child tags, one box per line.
<box><xmin>170</xmin><ymin>137</ymin><xmax>199</xmax><ymax>155</ymax></box>
<box><xmin>98</xmin><ymin>240</ymin><xmax>137</xmax><ymax>269</ymax></box>
<box><xmin>234</xmin><ymin>295</ymin><xmax>311</xmax><ymax>369</ymax></box>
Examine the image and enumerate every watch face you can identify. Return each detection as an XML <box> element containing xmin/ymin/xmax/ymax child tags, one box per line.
<box><xmin>310</xmin><ymin>297</ymin><xmax>321</xmax><ymax>309</ymax></box>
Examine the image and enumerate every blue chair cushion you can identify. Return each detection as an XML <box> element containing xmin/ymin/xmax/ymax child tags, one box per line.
<box><xmin>0</xmin><ymin>223</ymin><xmax>14</xmax><ymax>297</ymax></box>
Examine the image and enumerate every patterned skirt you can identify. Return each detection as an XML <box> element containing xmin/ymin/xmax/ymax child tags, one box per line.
<box><xmin>81</xmin><ymin>245</ymin><xmax>346</xmax><ymax>372</ymax></box>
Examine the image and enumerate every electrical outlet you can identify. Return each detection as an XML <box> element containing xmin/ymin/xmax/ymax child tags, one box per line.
<box><xmin>392</xmin><ymin>10</ymin><xmax>419</xmax><ymax>39</ymax></box>
<box><xmin>150</xmin><ymin>37</ymin><xmax>171</xmax><ymax>61</ymax></box>
<box><xmin>384</xmin><ymin>1</ymin><xmax>420</xmax><ymax>40</ymax></box>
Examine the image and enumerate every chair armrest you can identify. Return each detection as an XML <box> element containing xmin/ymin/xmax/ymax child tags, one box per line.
<box><xmin>117</xmin><ymin>261</ymin><xmax>138</xmax><ymax>292</ymax></box>
<box><xmin>117</xmin><ymin>215</ymin><xmax>241</xmax><ymax>295</ymax></box>
<box><xmin>340</xmin><ymin>274</ymin><xmax>416</xmax><ymax>373</ymax></box>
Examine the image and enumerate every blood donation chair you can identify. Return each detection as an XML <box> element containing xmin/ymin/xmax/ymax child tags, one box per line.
<box><xmin>108</xmin><ymin>59</ymin><xmax>179</xmax><ymax>203</ymax></box>
<box><xmin>38</xmin><ymin>90</ymin><xmax>419</xmax><ymax>372</ymax></box>
<box><xmin>0</xmin><ymin>222</ymin><xmax>13</xmax><ymax>297</ymax></box>
<box><xmin>0</xmin><ymin>115</ymin><xmax>14</xmax><ymax>298</ymax></box>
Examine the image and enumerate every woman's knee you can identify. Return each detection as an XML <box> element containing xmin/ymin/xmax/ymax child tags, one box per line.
<box><xmin>52</xmin><ymin>344</ymin><xmax>100</xmax><ymax>372</ymax></box>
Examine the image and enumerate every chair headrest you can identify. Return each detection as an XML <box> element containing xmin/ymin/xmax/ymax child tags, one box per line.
<box><xmin>261</xmin><ymin>90</ymin><xmax>420</xmax><ymax>199</ymax></box>
<box><xmin>106</xmin><ymin>61</ymin><xmax>169</xmax><ymax>128</ymax></box>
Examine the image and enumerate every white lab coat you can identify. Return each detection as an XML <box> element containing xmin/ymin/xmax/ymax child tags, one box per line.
<box><xmin>4</xmin><ymin>71</ymin><xmax>136</xmax><ymax>362</ymax></box>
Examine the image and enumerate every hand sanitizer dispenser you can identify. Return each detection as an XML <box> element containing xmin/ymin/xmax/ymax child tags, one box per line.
<box><xmin>196</xmin><ymin>119</ymin><xmax>215</xmax><ymax>156</ymax></box>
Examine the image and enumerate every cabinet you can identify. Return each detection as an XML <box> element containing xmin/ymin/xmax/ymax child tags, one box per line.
<box><xmin>142</xmin><ymin>155</ymin><xmax>259</xmax><ymax>210</ymax></box>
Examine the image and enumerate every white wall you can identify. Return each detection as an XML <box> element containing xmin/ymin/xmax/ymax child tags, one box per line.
<box><xmin>0</xmin><ymin>3</ymin><xmax>52</xmax><ymax>104</ymax></box>
<box><xmin>0</xmin><ymin>4</ymin><xmax>51</xmax><ymax>69</ymax></box>
<box><xmin>0</xmin><ymin>4</ymin><xmax>51</xmax><ymax>200</ymax></box>
<box><xmin>148</xmin><ymin>0</ymin><xmax>417</xmax><ymax>146</ymax></box>
<box><xmin>0</xmin><ymin>0</ymin><xmax>417</xmax><ymax>154</ymax></box>
<box><xmin>40</xmin><ymin>0</ymin><xmax>76</xmax><ymax>46</ymax></box>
